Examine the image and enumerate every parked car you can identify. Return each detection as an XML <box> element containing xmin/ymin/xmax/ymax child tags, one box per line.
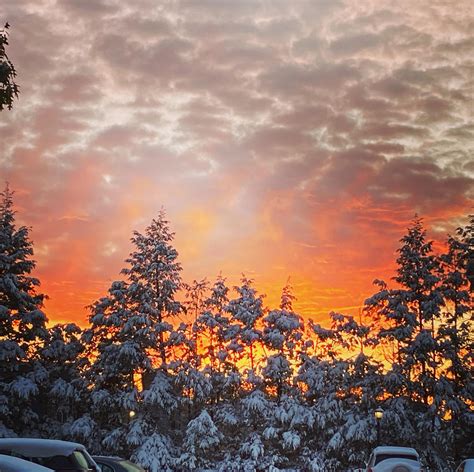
<box><xmin>0</xmin><ymin>454</ymin><xmax>54</xmax><ymax>472</ymax></box>
<box><xmin>365</xmin><ymin>446</ymin><xmax>422</xmax><ymax>472</ymax></box>
<box><xmin>456</xmin><ymin>459</ymin><xmax>474</xmax><ymax>472</ymax></box>
<box><xmin>92</xmin><ymin>456</ymin><xmax>145</xmax><ymax>472</ymax></box>
<box><xmin>0</xmin><ymin>438</ymin><xmax>99</xmax><ymax>472</ymax></box>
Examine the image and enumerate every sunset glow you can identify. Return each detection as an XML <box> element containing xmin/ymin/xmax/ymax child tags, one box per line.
<box><xmin>1</xmin><ymin>0</ymin><xmax>472</xmax><ymax>326</ymax></box>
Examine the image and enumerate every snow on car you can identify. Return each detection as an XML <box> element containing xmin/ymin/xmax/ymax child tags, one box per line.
<box><xmin>0</xmin><ymin>454</ymin><xmax>54</xmax><ymax>472</ymax></box>
<box><xmin>456</xmin><ymin>458</ymin><xmax>474</xmax><ymax>472</ymax></box>
<box><xmin>365</xmin><ymin>446</ymin><xmax>422</xmax><ymax>472</ymax></box>
<box><xmin>0</xmin><ymin>438</ymin><xmax>99</xmax><ymax>472</ymax></box>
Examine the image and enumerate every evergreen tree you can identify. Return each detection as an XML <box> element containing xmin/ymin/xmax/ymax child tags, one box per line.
<box><xmin>226</xmin><ymin>276</ymin><xmax>265</xmax><ymax>374</ymax></box>
<box><xmin>0</xmin><ymin>184</ymin><xmax>48</xmax><ymax>435</ymax></box>
<box><xmin>364</xmin><ymin>217</ymin><xmax>466</xmax><ymax>470</ymax></box>
<box><xmin>79</xmin><ymin>280</ymin><xmax>141</xmax><ymax>453</ymax></box>
<box><xmin>195</xmin><ymin>276</ymin><xmax>241</xmax><ymax>404</ymax></box>
<box><xmin>365</xmin><ymin>217</ymin><xmax>443</xmax><ymax>405</ymax></box>
<box><xmin>37</xmin><ymin>323</ymin><xmax>88</xmax><ymax>438</ymax></box>
<box><xmin>178</xmin><ymin>409</ymin><xmax>223</xmax><ymax>470</ymax></box>
<box><xmin>122</xmin><ymin>210</ymin><xmax>183</xmax><ymax>367</ymax></box>
<box><xmin>437</xmin><ymin>215</ymin><xmax>474</xmax><ymax>462</ymax></box>
<box><xmin>194</xmin><ymin>276</ymin><xmax>230</xmax><ymax>373</ymax></box>
<box><xmin>0</xmin><ymin>23</ymin><xmax>19</xmax><ymax>111</ymax></box>
<box><xmin>80</xmin><ymin>211</ymin><xmax>184</xmax><ymax>457</ymax></box>
<box><xmin>262</xmin><ymin>282</ymin><xmax>304</xmax><ymax>399</ymax></box>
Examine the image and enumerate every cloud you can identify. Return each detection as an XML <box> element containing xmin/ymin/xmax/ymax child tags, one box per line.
<box><xmin>1</xmin><ymin>0</ymin><xmax>472</xmax><ymax>323</ymax></box>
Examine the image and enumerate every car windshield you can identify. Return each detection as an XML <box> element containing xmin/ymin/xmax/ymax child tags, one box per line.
<box><xmin>118</xmin><ymin>460</ymin><xmax>144</xmax><ymax>472</ymax></box>
<box><xmin>34</xmin><ymin>450</ymin><xmax>94</xmax><ymax>470</ymax></box>
<box><xmin>375</xmin><ymin>453</ymin><xmax>418</xmax><ymax>465</ymax></box>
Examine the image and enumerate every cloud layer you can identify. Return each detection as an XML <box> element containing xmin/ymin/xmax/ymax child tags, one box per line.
<box><xmin>1</xmin><ymin>0</ymin><xmax>473</xmax><ymax>323</ymax></box>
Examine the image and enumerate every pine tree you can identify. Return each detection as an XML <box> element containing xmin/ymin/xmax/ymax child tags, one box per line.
<box><xmin>365</xmin><ymin>217</ymin><xmax>443</xmax><ymax>404</ymax></box>
<box><xmin>178</xmin><ymin>409</ymin><xmax>223</xmax><ymax>470</ymax></box>
<box><xmin>122</xmin><ymin>210</ymin><xmax>183</xmax><ymax>367</ymax></box>
<box><xmin>0</xmin><ymin>184</ymin><xmax>48</xmax><ymax>435</ymax></box>
<box><xmin>80</xmin><ymin>280</ymin><xmax>140</xmax><ymax>453</ymax></box>
<box><xmin>194</xmin><ymin>276</ymin><xmax>230</xmax><ymax>373</ymax></box>
<box><xmin>0</xmin><ymin>23</ymin><xmax>19</xmax><ymax>111</ymax></box>
<box><xmin>37</xmin><ymin>323</ymin><xmax>88</xmax><ymax>438</ymax></box>
<box><xmin>81</xmin><ymin>211</ymin><xmax>184</xmax><ymax>456</ymax></box>
<box><xmin>195</xmin><ymin>276</ymin><xmax>240</xmax><ymax>403</ymax></box>
<box><xmin>438</xmin><ymin>215</ymin><xmax>474</xmax><ymax>462</ymax></box>
<box><xmin>364</xmin><ymin>217</ymin><xmax>458</xmax><ymax>470</ymax></box>
<box><xmin>262</xmin><ymin>282</ymin><xmax>304</xmax><ymax>399</ymax></box>
<box><xmin>226</xmin><ymin>276</ymin><xmax>265</xmax><ymax>374</ymax></box>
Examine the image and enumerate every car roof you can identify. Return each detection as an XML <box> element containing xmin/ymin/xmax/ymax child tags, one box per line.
<box><xmin>0</xmin><ymin>454</ymin><xmax>54</xmax><ymax>472</ymax></box>
<box><xmin>373</xmin><ymin>446</ymin><xmax>419</xmax><ymax>457</ymax></box>
<box><xmin>0</xmin><ymin>438</ymin><xmax>86</xmax><ymax>457</ymax></box>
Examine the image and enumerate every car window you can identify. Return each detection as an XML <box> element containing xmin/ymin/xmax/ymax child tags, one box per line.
<box><xmin>72</xmin><ymin>451</ymin><xmax>91</xmax><ymax>469</ymax></box>
<box><xmin>97</xmin><ymin>463</ymin><xmax>114</xmax><ymax>472</ymax></box>
<box><xmin>39</xmin><ymin>454</ymin><xmax>76</xmax><ymax>469</ymax></box>
<box><xmin>375</xmin><ymin>453</ymin><xmax>418</xmax><ymax>465</ymax></box>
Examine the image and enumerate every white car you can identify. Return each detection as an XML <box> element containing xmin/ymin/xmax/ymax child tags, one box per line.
<box><xmin>0</xmin><ymin>454</ymin><xmax>53</xmax><ymax>472</ymax></box>
<box><xmin>0</xmin><ymin>438</ymin><xmax>98</xmax><ymax>472</ymax></box>
<box><xmin>365</xmin><ymin>446</ymin><xmax>422</xmax><ymax>472</ymax></box>
<box><xmin>456</xmin><ymin>459</ymin><xmax>474</xmax><ymax>472</ymax></box>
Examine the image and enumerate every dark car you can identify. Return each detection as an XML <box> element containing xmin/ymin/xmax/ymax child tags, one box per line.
<box><xmin>0</xmin><ymin>438</ymin><xmax>99</xmax><ymax>472</ymax></box>
<box><xmin>92</xmin><ymin>456</ymin><xmax>145</xmax><ymax>472</ymax></box>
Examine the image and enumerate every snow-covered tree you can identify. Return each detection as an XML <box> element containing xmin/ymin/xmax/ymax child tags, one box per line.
<box><xmin>365</xmin><ymin>217</ymin><xmax>443</xmax><ymax>405</ymax></box>
<box><xmin>178</xmin><ymin>409</ymin><xmax>222</xmax><ymax>469</ymax></box>
<box><xmin>80</xmin><ymin>211</ymin><xmax>184</xmax><ymax>457</ymax></box>
<box><xmin>437</xmin><ymin>215</ymin><xmax>474</xmax><ymax>462</ymax></box>
<box><xmin>363</xmin><ymin>217</ymin><xmax>469</xmax><ymax>470</ymax></box>
<box><xmin>132</xmin><ymin>432</ymin><xmax>176</xmax><ymax>472</ymax></box>
<box><xmin>226</xmin><ymin>277</ymin><xmax>265</xmax><ymax>374</ymax></box>
<box><xmin>194</xmin><ymin>276</ymin><xmax>230</xmax><ymax>372</ymax></box>
<box><xmin>261</xmin><ymin>283</ymin><xmax>304</xmax><ymax>399</ymax></box>
<box><xmin>121</xmin><ymin>210</ymin><xmax>183</xmax><ymax>367</ymax></box>
<box><xmin>37</xmin><ymin>323</ymin><xmax>88</xmax><ymax>438</ymax></box>
<box><xmin>194</xmin><ymin>276</ymin><xmax>242</xmax><ymax>404</ymax></box>
<box><xmin>0</xmin><ymin>184</ymin><xmax>48</xmax><ymax>435</ymax></box>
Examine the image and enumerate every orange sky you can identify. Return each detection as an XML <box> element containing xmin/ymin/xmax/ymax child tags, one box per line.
<box><xmin>1</xmin><ymin>0</ymin><xmax>472</xmax><ymax>326</ymax></box>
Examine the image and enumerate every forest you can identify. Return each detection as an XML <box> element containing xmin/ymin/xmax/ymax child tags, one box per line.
<box><xmin>0</xmin><ymin>185</ymin><xmax>472</xmax><ymax>472</ymax></box>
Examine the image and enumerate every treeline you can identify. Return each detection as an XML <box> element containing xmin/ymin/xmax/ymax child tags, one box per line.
<box><xmin>0</xmin><ymin>185</ymin><xmax>472</xmax><ymax>471</ymax></box>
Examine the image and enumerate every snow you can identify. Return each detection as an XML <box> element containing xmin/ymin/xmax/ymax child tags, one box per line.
<box><xmin>8</xmin><ymin>377</ymin><xmax>38</xmax><ymax>400</ymax></box>
<box><xmin>372</xmin><ymin>446</ymin><xmax>419</xmax><ymax>457</ymax></box>
<box><xmin>0</xmin><ymin>438</ymin><xmax>86</xmax><ymax>457</ymax></box>
<box><xmin>0</xmin><ymin>454</ymin><xmax>54</xmax><ymax>472</ymax></box>
<box><xmin>132</xmin><ymin>433</ymin><xmax>175</xmax><ymax>472</ymax></box>
<box><xmin>69</xmin><ymin>416</ymin><xmax>97</xmax><ymax>441</ymax></box>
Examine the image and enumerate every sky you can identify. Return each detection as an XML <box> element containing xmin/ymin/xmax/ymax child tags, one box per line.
<box><xmin>0</xmin><ymin>0</ymin><xmax>473</xmax><ymax>326</ymax></box>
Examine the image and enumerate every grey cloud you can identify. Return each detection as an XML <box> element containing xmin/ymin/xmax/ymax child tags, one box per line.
<box><xmin>370</xmin><ymin>158</ymin><xmax>474</xmax><ymax>210</ymax></box>
<box><xmin>2</xmin><ymin>0</ymin><xmax>473</xmax><ymax>315</ymax></box>
<box><xmin>357</xmin><ymin>122</ymin><xmax>430</xmax><ymax>141</ymax></box>
<box><xmin>260</xmin><ymin>62</ymin><xmax>360</xmax><ymax>98</ymax></box>
<box><xmin>57</xmin><ymin>0</ymin><xmax>116</xmax><ymax>17</ymax></box>
<box><xmin>330</xmin><ymin>32</ymin><xmax>381</xmax><ymax>55</ymax></box>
